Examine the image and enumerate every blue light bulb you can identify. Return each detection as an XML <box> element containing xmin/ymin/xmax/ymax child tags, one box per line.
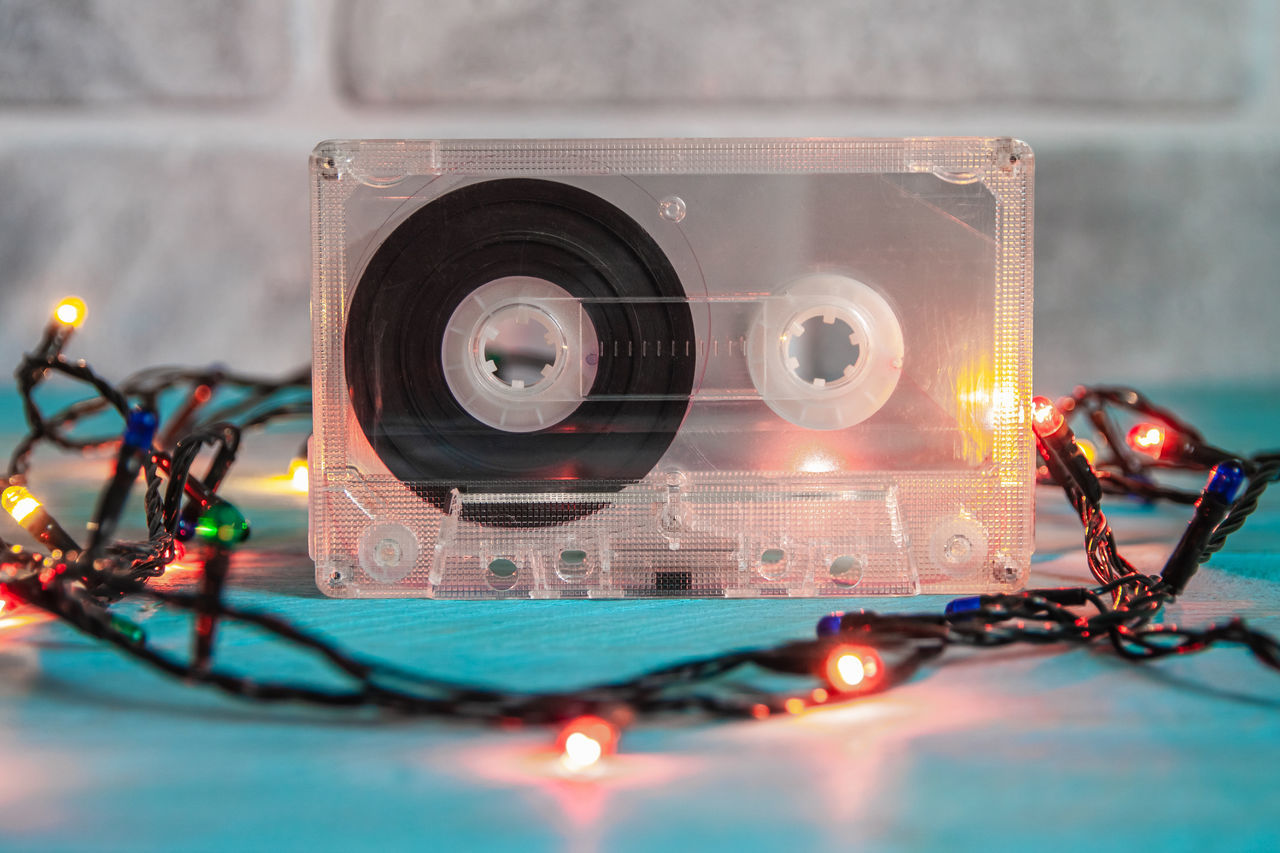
<box><xmin>1205</xmin><ymin>462</ymin><xmax>1246</xmax><ymax>504</ymax></box>
<box><xmin>945</xmin><ymin>596</ymin><xmax>984</xmax><ymax>616</ymax></box>
<box><xmin>815</xmin><ymin>613</ymin><xmax>844</xmax><ymax>638</ymax></box>
<box><xmin>123</xmin><ymin>408</ymin><xmax>158</xmax><ymax>450</ymax></box>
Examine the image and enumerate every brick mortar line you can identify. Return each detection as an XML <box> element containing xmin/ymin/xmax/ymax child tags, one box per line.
<box><xmin>1</xmin><ymin>109</ymin><xmax>1279</xmax><ymax>152</ymax></box>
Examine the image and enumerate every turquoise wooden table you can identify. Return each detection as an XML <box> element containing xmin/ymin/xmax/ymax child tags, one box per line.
<box><xmin>0</xmin><ymin>385</ymin><xmax>1277</xmax><ymax>852</ymax></box>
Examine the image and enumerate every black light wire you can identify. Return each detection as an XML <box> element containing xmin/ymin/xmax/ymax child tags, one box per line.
<box><xmin>1</xmin><ymin>315</ymin><xmax>1278</xmax><ymax>735</ymax></box>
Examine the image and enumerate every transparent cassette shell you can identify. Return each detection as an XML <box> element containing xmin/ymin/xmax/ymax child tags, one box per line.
<box><xmin>311</xmin><ymin>138</ymin><xmax>1034</xmax><ymax>599</ymax></box>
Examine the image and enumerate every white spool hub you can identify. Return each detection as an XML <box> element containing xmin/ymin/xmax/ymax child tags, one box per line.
<box><xmin>747</xmin><ymin>273</ymin><xmax>904</xmax><ymax>431</ymax></box>
<box><xmin>441</xmin><ymin>277</ymin><xmax>599</xmax><ymax>433</ymax></box>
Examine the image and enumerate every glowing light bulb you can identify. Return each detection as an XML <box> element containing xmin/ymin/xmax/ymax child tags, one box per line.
<box><xmin>1128</xmin><ymin>423</ymin><xmax>1167</xmax><ymax>458</ymax></box>
<box><xmin>288</xmin><ymin>458</ymin><xmax>309</xmax><ymax>493</ymax></box>
<box><xmin>193</xmin><ymin>499</ymin><xmax>250</xmax><ymax>546</ymax></box>
<box><xmin>784</xmin><ymin>697</ymin><xmax>805</xmax><ymax>715</ymax></box>
<box><xmin>53</xmin><ymin>296</ymin><xmax>87</xmax><ymax>328</ymax></box>
<box><xmin>563</xmin><ymin>732</ymin><xmax>602</xmax><ymax>768</ymax></box>
<box><xmin>556</xmin><ymin>715</ymin><xmax>618</xmax><ymax>771</ymax></box>
<box><xmin>1076</xmin><ymin>438</ymin><xmax>1098</xmax><ymax>466</ymax></box>
<box><xmin>823</xmin><ymin>644</ymin><xmax>885</xmax><ymax>694</ymax></box>
<box><xmin>1031</xmin><ymin>396</ymin><xmax>1065</xmax><ymax>438</ymax></box>
<box><xmin>837</xmin><ymin>653</ymin><xmax>865</xmax><ymax>686</ymax></box>
<box><xmin>2</xmin><ymin>486</ymin><xmax>41</xmax><ymax>523</ymax></box>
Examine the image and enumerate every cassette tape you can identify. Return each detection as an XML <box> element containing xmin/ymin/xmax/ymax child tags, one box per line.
<box><xmin>310</xmin><ymin>138</ymin><xmax>1034</xmax><ymax>599</ymax></box>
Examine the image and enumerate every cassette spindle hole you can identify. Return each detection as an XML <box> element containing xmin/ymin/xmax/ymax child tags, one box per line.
<box><xmin>785</xmin><ymin>311</ymin><xmax>862</xmax><ymax>389</ymax></box>
<box><xmin>440</xmin><ymin>275</ymin><xmax>602</xmax><ymax>434</ymax></box>
<box><xmin>747</xmin><ymin>273</ymin><xmax>903</xmax><ymax>431</ymax></box>
<box><xmin>478</xmin><ymin>304</ymin><xmax>563</xmax><ymax>391</ymax></box>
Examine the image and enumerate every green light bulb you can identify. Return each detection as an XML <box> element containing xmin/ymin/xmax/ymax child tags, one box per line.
<box><xmin>109</xmin><ymin>615</ymin><xmax>146</xmax><ymax>645</ymax></box>
<box><xmin>193</xmin><ymin>499</ymin><xmax>250</xmax><ymax>547</ymax></box>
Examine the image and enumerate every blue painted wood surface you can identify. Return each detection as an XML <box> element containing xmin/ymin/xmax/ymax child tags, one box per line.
<box><xmin>0</xmin><ymin>386</ymin><xmax>1276</xmax><ymax>852</ymax></box>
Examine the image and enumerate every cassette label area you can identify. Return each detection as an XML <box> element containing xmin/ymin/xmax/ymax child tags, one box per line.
<box><xmin>312</xmin><ymin>138</ymin><xmax>1034</xmax><ymax>599</ymax></box>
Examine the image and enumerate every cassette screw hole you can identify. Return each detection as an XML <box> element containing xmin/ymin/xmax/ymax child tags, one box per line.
<box><xmin>942</xmin><ymin>534</ymin><xmax>972</xmax><ymax>566</ymax></box>
<box><xmin>556</xmin><ymin>549</ymin><xmax>590</xmax><ymax>583</ymax></box>
<box><xmin>785</xmin><ymin>314</ymin><xmax>861</xmax><ymax>387</ymax></box>
<box><xmin>829</xmin><ymin>554</ymin><xmax>864</xmax><ymax>587</ymax></box>
<box><xmin>658</xmin><ymin>195</ymin><xmax>686</xmax><ymax>223</ymax></box>
<box><xmin>486</xmin><ymin>557</ymin><xmax>519</xmax><ymax>591</ymax></box>
<box><xmin>374</xmin><ymin>538</ymin><xmax>402</xmax><ymax>569</ymax></box>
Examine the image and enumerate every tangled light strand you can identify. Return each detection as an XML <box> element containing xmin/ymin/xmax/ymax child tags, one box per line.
<box><xmin>0</xmin><ymin>297</ymin><xmax>1276</xmax><ymax>767</ymax></box>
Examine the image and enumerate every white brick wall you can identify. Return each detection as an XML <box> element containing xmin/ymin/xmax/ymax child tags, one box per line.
<box><xmin>1</xmin><ymin>0</ymin><xmax>1277</xmax><ymax>392</ymax></box>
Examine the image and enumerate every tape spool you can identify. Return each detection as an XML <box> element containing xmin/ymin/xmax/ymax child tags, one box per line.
<box><xmin>345</xmin><ymin>178</ymin><xmax>695</xmax><ymax>525</ymax></box>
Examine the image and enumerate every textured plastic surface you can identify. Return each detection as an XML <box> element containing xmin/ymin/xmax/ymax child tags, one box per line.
<box><xmin>311</xmin><ymin>138</ymin><xmax>1034</xmax><ymax>598</ymax></box>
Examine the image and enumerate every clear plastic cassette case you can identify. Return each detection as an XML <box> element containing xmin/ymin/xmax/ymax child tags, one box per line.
<box><xmin>310</xmin><ymin>138</ymin><xmax>1034</xmax><ymax>599</ymax></box>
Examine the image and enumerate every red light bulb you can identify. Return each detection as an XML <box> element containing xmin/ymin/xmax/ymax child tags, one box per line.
<box><xmin>556</xmin><ymin>715</ymin><xmax>618</xmax><ymax>770</ymax></box>
<box><xmin>1031</xmin><ymin>396</ymin><xmax>1065</xmax><ymax>438</ymax></box>
<box><xmin>822</xmin><ymin>644</ymin><xmax>886</xmax><ymax>694</ymax></box>
<box><xmin>1127</xmin><ymin>423</ymin><xmax>1168</xmax><ymax>458</ymax></box>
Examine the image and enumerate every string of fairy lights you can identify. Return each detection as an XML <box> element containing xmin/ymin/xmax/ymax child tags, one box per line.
<box><xmin>0</xmin><ymin>296</ymin><xmax>1277</xmax><ymax>771</ymax></box>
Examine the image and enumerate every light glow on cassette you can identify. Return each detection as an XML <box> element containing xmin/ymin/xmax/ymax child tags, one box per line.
<box><xmin>959</xmin><ymin>381</ymin><xmax>1020</xmax><ymax>428</ymax></box>
<box><xmin>794</xmin><ymin>447</ymin><xmax>843</xmax><ymax>474</ymax></box>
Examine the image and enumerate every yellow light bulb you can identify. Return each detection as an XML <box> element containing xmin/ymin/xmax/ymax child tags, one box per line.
<box><xmin>1077</xmin><ymin>438</ymin><xmax>1097</xmax><ymax>465</ymax></box>
<box><xmin>288</xmin><ymin>459</ymin><xmax>309</xmax><ymax>493</ymax></box>
<box><xmin>53</xmin><ymin>297</ymin><xmax>87</xmax><ymax>328</ymax></box>
<box><xmin>2</xmin><ymin>486</ymin><xmax>41</xmax><ymax>523</ymax></box>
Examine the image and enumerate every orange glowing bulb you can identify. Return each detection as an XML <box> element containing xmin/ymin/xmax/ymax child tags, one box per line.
<box><xmin>556</xmin><ymin>715</ymin><xmax>618</xmax><ymax>771</ymax></box>
<box><xmin>1128</xmin><ymin>423</ymin><xmax>1167</xmax><ymax>458</ymax></box>
<box><xmin>784</xmin><ymin>697</ymin><xmax>805</xmax><ymax>715</ymax></box>
<box><xmin>1031</xmin><ymin>396</ymin><xmax>1065</xmax><ymax>438</ymax></box>
<box><xmin>823</xmin><ymin>644</ymin><xmax>886</xmax><ymax>694</ymax></box>
<box><xmin>53</xmin><ymin>296</ymin><xmax>87</xmax><ymax>328</ymax></box>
